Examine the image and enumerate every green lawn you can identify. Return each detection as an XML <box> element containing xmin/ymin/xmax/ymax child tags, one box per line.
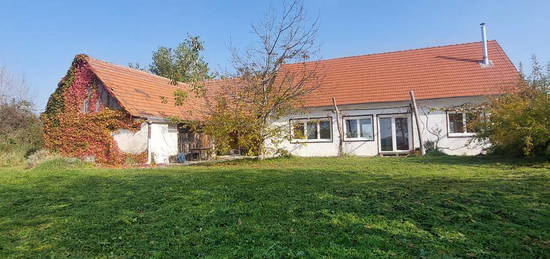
<box><xmin>0</xmin><ymin>156</ymin><xmax>549</xmax><ymax>258</ymax></box>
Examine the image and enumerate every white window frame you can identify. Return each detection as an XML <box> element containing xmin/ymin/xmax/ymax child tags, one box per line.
<box><xmin>290</xmin><ymin>117</ymin><xmax>332</xmax><ymax>143</ymax></box>
<box><xmin>446</xmin><ymin>111</ymin><xmax>476</xmax><ymax>137</ymax></box>
<box><xmin>343</xmin><ymin>115</ymin><xmax>374</xmax><ymax>141</ymax></box>
<box><xmin>377</xmin><ymin>114</ymin><xmax>413</xmax><ymax>153</ymax></box>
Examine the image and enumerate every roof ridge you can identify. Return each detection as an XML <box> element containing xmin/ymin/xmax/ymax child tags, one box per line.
<box><xmin>202</xmin><ymin>76</ymin><xmax>240</xmax><ymax>83</ymax></box>
<box><xmin>293</xmin><ymin>40</ymin><xmax>498</xmax><ymax>64</ymax></box>
<box><xmin>83</xmin><ymin>55</ymin><xmax>189</xmax><ymax>87</ymax></box>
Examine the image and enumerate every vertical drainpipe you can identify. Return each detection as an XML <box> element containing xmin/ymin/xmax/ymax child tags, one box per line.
<box><xmin>147</xmin><ymin>121</ymin><xmax>152</xmax><ymax>164</ymax></box>
<box><xmin>480</xmin><ymin>23</ymin><xmax>490</xmax><ymax>66</ymax></box>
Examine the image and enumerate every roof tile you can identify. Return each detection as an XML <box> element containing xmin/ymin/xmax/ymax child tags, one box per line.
<box><xmin>294</xmin><ymin>41</ymin><xmax>519</xmax><ymax>107</ymax></box>
<box><xmin>82</xmin><ymin>40</ymin><xmax>519</xmax><ymax>119</ymax></box>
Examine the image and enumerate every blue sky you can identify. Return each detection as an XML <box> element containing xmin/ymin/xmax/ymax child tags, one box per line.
<box><xmin>1</xmin><ymin>0</ymin><xmax>549</xmax><ymax>112</ymax></box>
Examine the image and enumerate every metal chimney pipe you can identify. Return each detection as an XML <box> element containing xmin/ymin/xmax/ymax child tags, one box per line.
<box><xmin>480</xmin><ymin>23</ymin><xmax>489</xmax><ymax>65</ymax></box>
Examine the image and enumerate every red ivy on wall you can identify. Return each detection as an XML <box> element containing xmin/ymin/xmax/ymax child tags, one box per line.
<box><xmin>42</xmin><ymin>55</ymin><xmax>147</xmax><ymax>166</ymax></box>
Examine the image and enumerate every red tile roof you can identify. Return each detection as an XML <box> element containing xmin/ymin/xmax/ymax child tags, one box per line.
<box><xmin>82</xmin><ymin>40</ymin><xmax>519</xmax><ymax>120</ymax></box>
<box><xmin>85</xmin><ymin>56</ymin><xmax>208</xmax><ymax>120</ymax></box>
<box><xmin>295</xmin><ymin>40</ymin><xmax>519</xmax><ymax>107</ymax></box>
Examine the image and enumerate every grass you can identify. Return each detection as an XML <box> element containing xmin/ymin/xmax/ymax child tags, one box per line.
<box><xmin>0</xmin><ymin>156</ymin><xmax>549</xmax><ymax>258</ymax></box>
<box><xmin>0</xmin><ymin>148</ymin><xmax>27</xmax><ymax>167</ymax></box>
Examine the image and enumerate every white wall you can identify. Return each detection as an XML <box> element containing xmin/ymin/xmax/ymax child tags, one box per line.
<box><xmin>268</xmin><ymin>96</ymin><xmax>488</xmax><ymax>157</ymax></box>
<box><xmin>112</xmin><ymin>123</ymin><xmax>148</xmax><ymax>154</ymax></box>
<box><xmin>148</xmin><ymin>123</ymin><xmax>178</xmax><ymax>164</ymax></box>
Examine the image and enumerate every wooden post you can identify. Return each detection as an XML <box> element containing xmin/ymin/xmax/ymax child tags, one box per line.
<box><xmin>409</xmin><ymin>91</ymin><xmax>425</xmax><ymax>155</ymax></box>
<box><xmin>332</xmin><ymin>97</ymin><xmax>344</xmax><ymax>157</ymax></box>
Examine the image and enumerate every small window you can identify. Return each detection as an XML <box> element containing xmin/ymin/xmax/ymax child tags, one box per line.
<box><xmin>448</xmin><ymin>113</ymin><xmax>465</xmax><ymax>134</ymax></box>
<box><xmin>359</xmin><ymin>118</ymin><xmax>373</xmax><ymax>139</ymax></box>
<box><xmin>448</xmin><ymin>112</ymin><xmax>480</xmax><ymax>136</ymax></box>
<box><xmin>291</xmin><ymin>122</ymin><xmax>305</xmax><ymax>139</ymax></box>
<box><xmin>343</xmin><ymin>116</ymin><xmax>374</xmax><ymax>141</ymax></box>
<box><xmin>95</xmin><ymin>97</ymin><xmax>101</xmax><ymax>112</ymax></box>
<box><xmin>306</xmin><ymin>121</ymin><xmax>318</xmax><ymax>139</ymax></box>
<box><xmin>290</xmin><ymin>118</ymin><xmax>332</xmax><ymax>142</ymax></box>
<box><xmin>345</xmin><ymin>119</ymin><xmax>358</xmax><ymax>138</ymax></box>
<box><xmin>81</xmin><ymin>98</ymin><xmax>89</xmax><ymax>113</ymax></box>
<box><xmin>319</xmin><ymin>120</ymin><xmax>331</xmax><ymax>139</ymax></box>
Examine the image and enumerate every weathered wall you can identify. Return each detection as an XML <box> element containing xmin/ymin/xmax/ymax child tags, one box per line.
<box><xmin>112</xmin><ymin>123</ymin><xmax>148</xmax><ymax>154</ymax></box>
<box><xmin>148</xmin><ymin>123</ymin><xmax>178</xmax><ymax>164</ymax></box>
<box><xmin>267</xmin><ymin>96</ymin><xmax>488</xmax><ymax>157</ymax></box>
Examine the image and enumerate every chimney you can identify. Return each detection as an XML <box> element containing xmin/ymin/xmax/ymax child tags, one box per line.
<box><xmin>480</xmin><ymin>23</ymin><xmax>490</xmax><ymax>66</ymax></box>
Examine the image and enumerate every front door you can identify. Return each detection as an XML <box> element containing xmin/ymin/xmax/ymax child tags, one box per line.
<box><xmin>378</xmin><ymin>115</ymin><xmax>412</xmax><ymax>153</ymax></box>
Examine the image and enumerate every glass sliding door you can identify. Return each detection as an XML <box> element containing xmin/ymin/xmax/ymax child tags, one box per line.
<box><xmin>395</xmin><ymin>117</ymin><xmax>409</xmax><ymax>151</ymax></box>
<box><xmin>379</xmin><ymin>118</ymin><xmax>393</xmax><ymax>151</ymax></box>
<box><xmin>378</xmin><ymin>115</ymin><xmax>411</xmax><ymax>153</ymax></box>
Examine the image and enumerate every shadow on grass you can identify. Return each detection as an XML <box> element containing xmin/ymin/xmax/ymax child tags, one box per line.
<box><xmin>407</xmin><ymin>154</ymin><xmax>550</xmax><ymax>168</ymax></box>
<box><xmin>0</xmin><ymin>163</ymin><xmax>549</xmax><ymax>257</ymax></box>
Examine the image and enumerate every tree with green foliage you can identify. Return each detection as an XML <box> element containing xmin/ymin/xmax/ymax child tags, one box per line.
<box><xmin>474</xmin><ymin>56</ymin><xmax>550</xmax><ymax>157</ymax></box>
<box><xmin>131</xmin><ymin>35</ymin><xmax>214</xmax><ymax>85</ymax></box>
<box><xmin>130</xmin><ymin>35</ymin><xmax>214</xmax><ymax>109</ymax></box>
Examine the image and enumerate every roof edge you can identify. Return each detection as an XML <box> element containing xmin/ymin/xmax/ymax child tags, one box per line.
<box><xmin>79</xmin><ymin>55</ymin><xmax>136</xmax><ymax>116</ymax></box>
<box><xmin>291</xmin><ymin>40</ymin><xmax>499</xmax><ymax>65</ymax></box>
<box><xmin>303</xmin><ymin>94</ymin><xmax>500</xmax><ymax>109</ymax></box>
<box><xmin>82</xmin><ymin>54</ymin><xmax>191</xmax><ymax>89</ymax></box>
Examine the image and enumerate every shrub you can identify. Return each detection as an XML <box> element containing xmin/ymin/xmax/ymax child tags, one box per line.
<box><xmin>0</xmin><ymin>99</ymin><xmax>43</xmax><ymax>166</ymax></box>
<box><xmin>26</xmin><ymin>149</ymin><xmax>56</xmax><ymax>168</ymax></box>
<box><xmin>273</xmin><ymin>148</ymin><xmax>292</xmax><ymax>158</ymax></box>
<box><xmin>474</xmin><ymin>58</ymin><xmax>550</xmax><ymax>157</ymax></box>
<box><xmin>419</xmin><ymin>139</ymin><xmax>448</xmax><ymax>156</ymax></box>
<box><xmin>31</xmin><ymin>157</ymin><xmax>91</xmax><ymax>171</ymax></box>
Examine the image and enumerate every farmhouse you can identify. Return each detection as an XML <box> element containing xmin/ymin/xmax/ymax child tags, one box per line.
<box><xmin>272</xmin><ymin>39</ymin><xmax>519</xmax><ymax>157</ymax></box>
<box><xmin>44</xmin><ymin>35</ymin><xmax>519</xmax><ymax>164</ymax></box>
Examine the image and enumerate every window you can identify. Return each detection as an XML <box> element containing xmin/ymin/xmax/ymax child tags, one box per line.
<box><xmin>81</xmin><ymin>98</ymin><xmax>90</xmax><ymax>113</ymax></box>
<box><xmin>447</xmin><ymin>112</ymin><xmax>480</xmax><ymax>136</ymax></box>
<box><xmin>291</xmin><ymin>122</ymin><xmax>305</xmax><ymax>139</ymax></box>
<box><xmin>448</xmin><ymin>113</ymin><xmax>464</xmax><ymax>133</ymax></box>
<box><xmin>343</xmin><ymin>115</ymin><xmax>374</xmax><ymax>141</ymax></box>
<box><xmin>290</xmin><ymin>118</ymin><xmax>332</xmax><ymax>141</ymax></box>
<box><xmin>319</xmin><ymin>120</ymin><xmax>331</xmax><ymax>139</ymax></box>
<box><xmin>307</xmin><ymin>121</ymin><xmax>318</xmax><ymax>139</ymax></box>
<box><xmin>378</xmin><ymin>115</ymin><xmax>411</xmax><ymax>152</ymax></box>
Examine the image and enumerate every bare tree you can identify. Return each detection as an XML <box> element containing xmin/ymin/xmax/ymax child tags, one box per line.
<box><xmin>204</xmin><ymin>0</ymin><xmax>322</xmax><ymax>156</ymax></box>
<box><xmin>0</xmin><ymin>66</ymin><xmax>29</xmax><ymax>105</ymax></box>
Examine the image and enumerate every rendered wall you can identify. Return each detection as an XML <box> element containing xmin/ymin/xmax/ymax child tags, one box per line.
<box><xmin>112</xmin><ymin>123</ymin><xmax>148</xmax><ymax>154</ymax></box>
<box><xmin>268</xmin><ymin>96</ymin><xmax>488</xmax><ymax>157</ymax></box>
<box><xmin>148</xmin><ymin>123</ymin><xmax>178</xmax><ymax>164</ymax></box>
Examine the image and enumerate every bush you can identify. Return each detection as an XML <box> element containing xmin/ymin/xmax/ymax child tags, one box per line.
<box><xmin>26</xmin><ymin>149</ymin><xmax>55</xmax><ymax>168</ymax></box>
<box><xmin>0</xmin><ymin>99</ymin><xmax>43</xmax><ymax>166</ymax></box>
<box><xmin>474</xmin><ymin>58</ymin><xmax>550</xmax><ymax>157</ymax></box>
<box><xmin>31</xmin><ymin>157</ymin><xmax>91</xmax><ymax>171</ymax></box>
<box><xmin>273</xmin><ymin>148</ymin><xmax>292</xmax><ymax>158</ymax></box>
<box><xmin>0</xmin><ymin>149</ymin><xmax>27</xmax><ymax>167</ymax></box>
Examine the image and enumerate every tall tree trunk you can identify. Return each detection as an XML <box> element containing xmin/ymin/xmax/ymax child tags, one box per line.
<box><xmin>332</xmin><ymin>97</ymin><xmax>344</xmax><ymax>157</ymax></box>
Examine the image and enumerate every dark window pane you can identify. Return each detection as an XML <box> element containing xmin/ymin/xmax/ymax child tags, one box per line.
<box><xmin>319</xmin><ymin>120</ymin><xmax>331</xmax><ymax>139</ymax></box>
<box><xmin>345</xmin><ymin>119</ymin><xmax>358</xmax><ymax>138</ymax></box>
<box><xmin>292</xmin><ymin>122</ymin><xmax>305</xmax><ymax>139</ymax></box>
<box><xmin>466</xmin><ymin>113</ymin><xmax>480</xmax><ymax>133</ymax></box>
<box><xmin>359</xmin><ymin>118</ymin><xmax>373</xmax><ymax>139</ymax></box>
<box><xmin>395</xmin><ymin>118</ymin><xmax>409</xmax><ymax>150</ymax></box>
<box><xmin>380</xmin><ymin>118</ymin><xmax>393</xmax><ymax>151</ymax></box>
<box><xmin>448</xmin><ymin>113</ymin><xmax>464</xmax><ymax>133</ymax></box>
<box><xmin>307</xmin><ymin>121</ymin><xmax>318</xmax><ymax>139</ymax></box>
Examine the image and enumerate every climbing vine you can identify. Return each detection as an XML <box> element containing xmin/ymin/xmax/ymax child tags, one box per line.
<box><xmin>42</xmin><ymin>55</ymin><xmax>147</xmax><ymax>165</ymax></box>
